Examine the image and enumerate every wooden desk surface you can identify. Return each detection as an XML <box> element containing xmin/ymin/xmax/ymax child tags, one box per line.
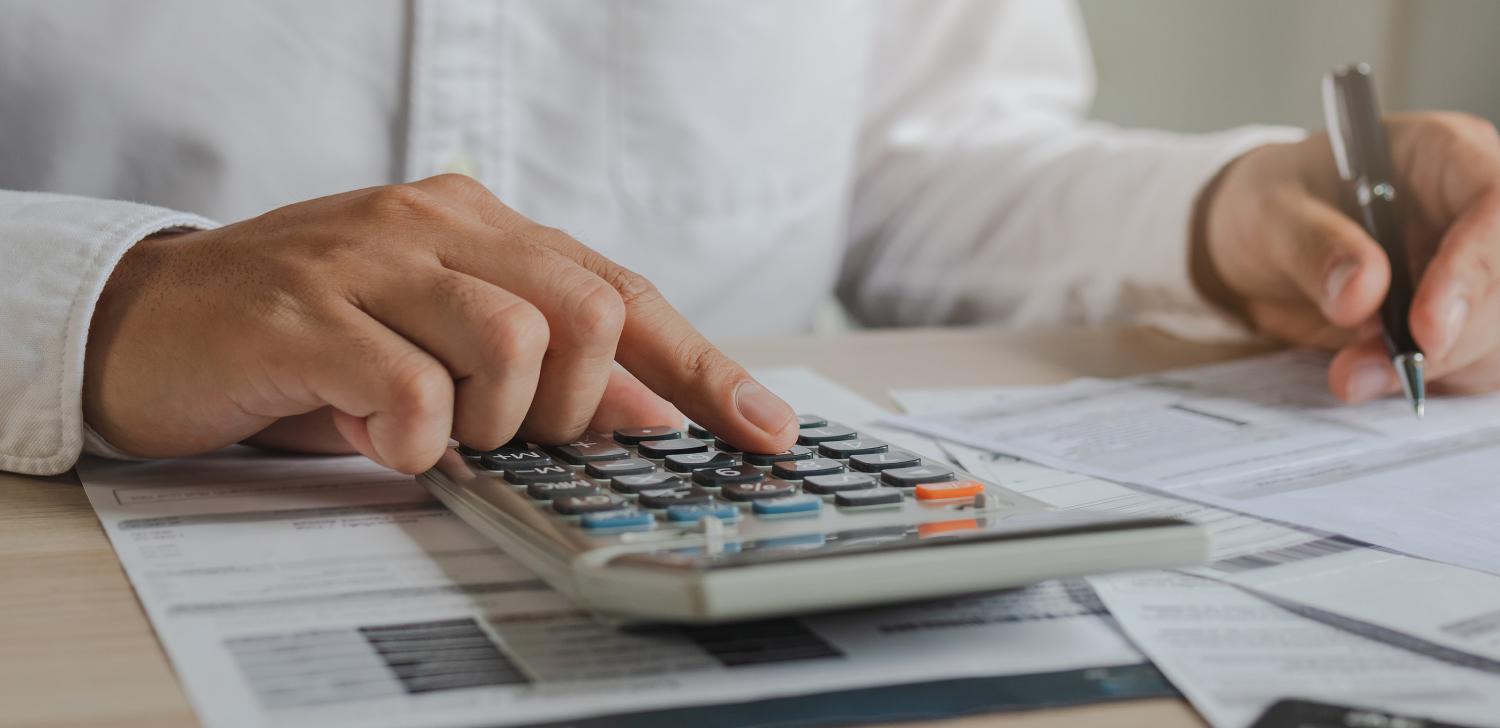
<box><xmin>0</xmin><ymin>325</ymin><xmax>1269</xmax><ymax>728</ymax></box>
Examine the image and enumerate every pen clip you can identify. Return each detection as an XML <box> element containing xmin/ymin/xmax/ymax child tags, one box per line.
<box><xmin>1322</xmin><ymin>64</ymin><xmax>1394</xmax><ymax>193</ymax></box>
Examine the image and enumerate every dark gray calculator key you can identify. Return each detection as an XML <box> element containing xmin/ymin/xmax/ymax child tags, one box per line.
<box><xmin>881</xmin><ymin>464</ymin><xmax>956</xmax><ymax>488</ymax></box>
<box><xmin>692</xmin><ymin>464</ymin><xmax>764</xmax><ymax>488</ymax></box>
<box><xmin>848</xmin><ymin>450</ymin><xmax>923</xmax><ymax>472</ymax></box>
<box><xmin>503</xmin><ymin>463</ymin><xmax>577</xmax><ymax>485</ymax></box>
<box><xmin>664</xmin><ymin>450</ymin><xmax>737</xmax><ymax>473</ymax></box>
<box><xmin>553</xmin><ymin>493</ymin><xmax>629</xmax><ymax>515</ymax></box>
<box><xmin>543</xmin><ymin>435</ymin><xmax>630</xmax><ymax>465</ymax></box>
<box><xmin>479</xmin><ymin>449</ymin><xmax>551</xmax><ymax>471</ymax></box>
<box><xmin>687</xmin><ymin>422</ymin><xmax>713</xmax><ymax>439</ymax></box>
<box><xmin>818</xmin><ymin>439</ymin><xmax>889</xmax><ymax>459</ymax></box>
<box><xmin>803</xmin><ymin>472</ymin><xmax>877</xmax><ymax>495</ymax></box>
<box><xmin>526</xmin><ymin>480</ymin><xmax>601</xmax><ymax>501</ymax></box>
<box><xmin>611</xmin><ymin>472</ymin><xmax>684</xmax><ymax>494</ymax></box>
<box><xmin>742</xmin><ymin>445</ymin><xmax>814</xmax><ymax>466</ymax></box>
<box><xmin>638</xmin><ymin>437</ymin><xmax>709</xmax><ymax>459</ymax></box>
<box><xmin>721</xmin><ymin>479</ymin><xmax>798</xmax><ymax>502</ymax></box>
<box><xmin>585</xmin><ymin>457</ymin><xmax>655</xmax><ymax>479</ymax></box>
<box><xmin>458</xmin><ymin>439</ymin><xmax>527</xmax><ymax>459</ymax></box>
<box><xmin>835</xmin><ymin>487</ymin><xmax>904</xmax><ymax>508</ymax></box>
<box><xmin>612</xmin><ymin>426</ymin><xmax>683</xmax><ymax>445</ymax></box>
<box><xmin>712</xmin><ymin>438</ymin><xmax>742</xmax><ymax>454</ymax></box>
<box><xmin>771</xmin><ymin>457</ymin><xmax>845</xmax><ymax>480</ymax></box>
<box><xmin>637</xmin><ymin>486</ymin><xmax>713</xmax><ymax>509</ymax></box>
<box><xmin>796</xmin><ymin>425</ymin><xmax>858</xmax><ymax>446</ymax></box>
<box><xmin>796</xmin><ymin>414</ymin><xmax>829</xmax><ymax>429</ymax></box>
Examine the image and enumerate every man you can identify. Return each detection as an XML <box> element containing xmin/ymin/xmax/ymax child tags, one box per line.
<box><xmin>2</xmin><ymin>1</ymin><xmax>1497</xmax><ymax>476</ymax></box>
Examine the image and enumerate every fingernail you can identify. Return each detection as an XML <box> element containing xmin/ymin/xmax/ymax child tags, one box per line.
<box><xmin>1347</xmin><ymin>361</ymin><xmax>1394</xmax><ymax>402</ymax></box>
<box><xmin>1438</xmin><ymin>292</ymin><xmax>1470</xmax><ymax>357</ymax></box>
<box><xmin>735</xmin><ymin>380</ymin><xmax>795</xmax><ymax>435</ymax></box>
<box><xmin>1324</xmin><ymin>259</ymin><xmax>1360</xmax><ymax>311</ymax></box>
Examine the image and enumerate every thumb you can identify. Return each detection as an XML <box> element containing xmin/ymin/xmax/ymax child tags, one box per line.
<box><xmin>1272</xmin><ymin>198</ymin><xmax>1391</xmax><ymax>327</ymax></box>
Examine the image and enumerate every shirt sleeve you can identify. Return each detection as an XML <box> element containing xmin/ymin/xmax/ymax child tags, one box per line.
<box><xmin>0</xmin><ymin>190</ymin><xmax>216</xmax><ymax>475</ymax></box>
<box><xmin>842</xmin><ymin>0</ymin><xmax>1308</xmax><ymax>341</ymax></box>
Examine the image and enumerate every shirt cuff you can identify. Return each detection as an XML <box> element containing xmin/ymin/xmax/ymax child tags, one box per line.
<box><xmin>0</xmin><ymin>192</ymin><xmax>216</xmax><ymax>475</ymax></box>
<box><xmin>1132</xmin><ymin>125</ymin><xmax>1309</xmax><ymax>343</ymax></box>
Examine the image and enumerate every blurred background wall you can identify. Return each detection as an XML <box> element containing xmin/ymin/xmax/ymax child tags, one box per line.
<box><xmin>1078</xmin><ymin>0</ymin><xmax>1500</xmax><ymax>132</ymax></box>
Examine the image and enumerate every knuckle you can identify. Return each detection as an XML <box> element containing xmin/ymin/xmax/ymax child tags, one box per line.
<box><xmin>483</xmin><ymin>299</ymin><xmax>551</xmax><ymax>363</ymax></box>
<box><xmin>568</xmin><ymin>278</ymin><xmax>626</xmax><ymax>340</ymax></box>
<box><xmin>365</xmin><ymin>183</ymin><xmax>443</xmax><ymax>221</ymax></box>
<box><xmin>602</xmin><ymin>265</ymin><xmax>662</xmax><ymax>309</ymax></box>
<box><xmin>388</xmin><ymin>352</ymin><xmax>452</xmax><ymax>419</ymax></box>
<box><xmin>426</xmin><ymin>172</ymin><xmax>488</xmax><ymax>196</ymax></box>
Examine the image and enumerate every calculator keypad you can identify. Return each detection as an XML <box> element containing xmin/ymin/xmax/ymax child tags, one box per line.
<box><xmin>455</xmin><ymin>415</ymin><xmax>998</xmax><ymax>545</ymax></box>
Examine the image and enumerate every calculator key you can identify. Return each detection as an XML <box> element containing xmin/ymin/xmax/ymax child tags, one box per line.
<box><xmin>848</xmin><ymin>450</ymin><xmax>922</xmax><ymax>472</ymax></box>
<box><xmin>581</xmin><ymin>508</ymin><xmax>654</xmax><ymax>531</ymax></box>
<box><xmin>638</xmin><ymin>438</ymin><xmax>709</xmax><ymax>459</ymax></box>
<box><xmin>612</xmin><ymin>426</ymin><xmax>682</xmax><ymax>445</ymax></box>
<box><xmin>712</xmin><ymin>438</ymin><xmax>742</xmax><ymax>454</ymax></box>
<box><xmin>667</xmin><ymin>502</ymin><xmax>740</xmax><ymax>524</ymax></box>
<box><xmin>915</xmin><ymin>480</ymin><xmax>985</xmax><ymax>501</ymax></box>
<box><xmin>796</xmin><ymin>414</ymin><xmax>829</xmax><ymax>429</ymax></box>
<box><xmin>638</xmin><ymin>486</ymin><xmax>713</xmax><ymax>509</ymax></box>
<box><xmin>526</xmin><ymin>480</ymin><xmax>601</xmax><ymax>501</ymax></box>
<box><xmin>796</xmin><ymin>425</ymin><xmax>858</xmax><ymax>445</ymax></box>
<box><xmin>742</xmin><ymin>446</ymin><xmax>814</xmax><ymax>466</ymax></box>
<box><xmin>802</xmin><ymin>472</ymin><xmax>877</xmax><ymax>495</ymax></box>
<box><xmin>771</xmin><ymin>457</ymin><xmax>845</xmax><ymax>480</ymax></box>
<box><xmin>458</xmin><ymin>439</ymin><xmax>527</xmax><ymax>459</ymax></box>
<box><xmin>664</xmin><ymin>451</ymin><xmax>737</xmax><ymax>473</ymax></box>
<box><xmin>818</xmin><ymin>439</ymin><xmax>889</xmax><ymax>459</ymax></box>
<box><xmin>543</xmin><ymin>434</ymin><xmax>630</xmax><ymax>464</ymax></box>
<box><xmin>585</xmin><ymin>457</ymin><xmax>655</xmax><ymax>479</ymax></box>
<box><xmin>881</xmin><ymin>465</ymin><xmax>955</xmax><ymax>488</ymax></box>
<box><xmin>553</xmin><ymin>493</ymin><xmax>628</xmax><ymax>515</ymax></box>
<box><xmin>752</xmin><ymin>494</ymin><xmax>823</xmax><ymax>517</ymax></box>
<box><xmin>692</xmin><ymin>464</ymin><xmax>764</xmax><ymax>487</ymax></box>
<box><xmin>503</xmin><ymin>463</ymin><xmax>577</xmax><ymax>485</ymax></box>
<box><xmin>835</xmin><ymin>488</ymin><xmax>904</xmax><ymax>508</ymax></box>
<box><xmin>721</xmin><ymin>479</ymin><xmax>799</xmax><ymax>501</ymax></box>
<box><xmin>686</xmin><ymin>422</ymin><xmax>713</xmax><ymax>439</ymax></box>
<box><xmin>611</xmin><ymin>472</ymin><xmax>684</xmax><ymax>494</ymax></box>
<box><xmin>479</xmin><ymin>449</ymin><xmax>551</xmax><ymax>471</ymax></box>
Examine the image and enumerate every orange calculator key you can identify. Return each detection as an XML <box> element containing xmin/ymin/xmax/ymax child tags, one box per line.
<box><xmin>915</xmin><ymin>480</ymin><xmax>985</xmax><ymax>500</ymax></box>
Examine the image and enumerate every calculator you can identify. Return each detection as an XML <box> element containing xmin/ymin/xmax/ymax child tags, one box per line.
<box><xmin>419</xmin><ymin>416</ymin><xmax>1207</xmax><ymax>623</ymax></box>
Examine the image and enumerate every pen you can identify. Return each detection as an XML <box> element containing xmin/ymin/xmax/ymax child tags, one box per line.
<box><xmin>1322</xmin><ymin>64</ymin><xmax>1425</xmax><ymax>418</ymax></box>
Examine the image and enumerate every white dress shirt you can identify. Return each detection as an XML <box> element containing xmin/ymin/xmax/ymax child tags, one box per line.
<box><xmin>0</xmin><ymin>0</ymin><xmax>1301</xmax><ymax>475</ymax></box>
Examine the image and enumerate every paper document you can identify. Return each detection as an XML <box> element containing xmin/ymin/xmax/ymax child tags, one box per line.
<box><xmin>80</xmin><ymin>368</ymin><xmax>1155</xmax><ymax>728</ymax></box>
<box><xmin>887</xmin><ymin>350</ymin><xmax>1500</xmax><ymax>577</ymax></box>
<box><xmin>1091</xmin><ymin>573</ymin><xmax>1500</xmax><ymax>728</ymax></box>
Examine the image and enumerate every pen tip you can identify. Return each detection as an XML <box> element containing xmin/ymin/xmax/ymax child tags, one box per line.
<box><xmin>1414</xmin><ymin>400</ymin><xmax>1424</xmax><ymax>419</ymax></box>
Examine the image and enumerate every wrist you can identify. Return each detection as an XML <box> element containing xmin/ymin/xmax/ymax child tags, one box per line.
<box><xmin>1189</xmin><ymin>152</ymin><xmax>1256</xmax><ymax>327</ymax></box>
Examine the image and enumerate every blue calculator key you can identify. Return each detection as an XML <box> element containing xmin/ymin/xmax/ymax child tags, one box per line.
<box><xmin>585</xmin><ymin>457</ymin><xmax>655</xmax><ymax>479</ymax></box>
<box><xmin>666</xmin><ymin>502</ymin><xmax>739</xmax><ymax>523</ymax></box>
<box><xmin>664</xmin><ymin>450</ymin><xmax>737</xmax><ymax>473</ymax></box>
<box><xmin>612</xmin><ymin>426</ymin><xmax>682</xmax><ymax>445</ymax></box>
<box><xmin>771</xmin><ymin>457</ymin><xmax>844</xmax><ymax>480</ymax></box>
<box><xmin>639</xmin><ymin>437</ymin><xmax>709</xmax><ymax>459</ymax></box>
<box><xmin>742</xmin><ymin>446</ymin><xmax>814</xmax><ymax>466</ymax></box>
<box><xmin>504</xmin><ymin>463</ymin><xmax>577</xmax><ymax>485</ymax></box>
<box><xmin>553</xmin><ymin>493</ymin><xmax>628</xmax><ymax>515</ymax></box>
<box><xmin>796</xmin><ymin>424</ymin><xmax>858</xmax><ymax>445</ymax></box>
<box><xmin>752</xmin><ymin>494</ymin><xmax>823</xmax><ymax>517</ymax></box>
<box><xmin>611</xmin><ymin>472</ymin><xmax>683</xmax><ymax>494</ymax></box>
<box><xmin>581</xmin><ymin>508</ymin><xmax>654</xmax><ymax>531</ymax></box>
<box><xmin>849</xmin><ymin>450</ymin><xmax>922</xmax><ymax>472</ymax></box>
<box><xmin>803</xmin><ymin>472</ymin><xmax>877</xmax><ymax>495</ymax></box>
<box><xmin>796</xmin><ymin>414</ymin><xmax>828</xmax><ymax>429</ymax></box>
<box><xmin>818</xmin><ymin>438</ymin><xmax>889</xmax><ymax>459</ymax></box>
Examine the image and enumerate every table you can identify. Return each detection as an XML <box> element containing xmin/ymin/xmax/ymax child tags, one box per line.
<box><xmin>0</xmin><ymin>324</ymin><xmax>1270</xmax><ymax>728</ymax></box>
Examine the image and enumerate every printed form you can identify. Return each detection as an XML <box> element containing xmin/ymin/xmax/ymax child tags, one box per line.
<box><xmin>79</xmin><ymin>369</ymin><xmax>1154</xmax><ymax>728</ymax></box>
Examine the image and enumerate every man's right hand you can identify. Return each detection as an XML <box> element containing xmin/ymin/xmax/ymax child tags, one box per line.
<box><xmin>82</xmin><ymin>175</ymin><xmax>799</xmax><ymax>473</ymax></box>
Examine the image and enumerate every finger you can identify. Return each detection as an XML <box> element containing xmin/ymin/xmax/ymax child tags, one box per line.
<box><xmin>359</xmin><ymin>269</ymin><xmax>550</xmax><ymax>451</ymax></box>
<box><xmin>1409</xmin><ymin>188</ymin><xmax>1500</xmax><ymax>360</ymax></box>
<box><xmin>1329</xmin><ymin>335</ymin><xmax>1399</xmax><ymax>404</ymax></box>
<box><xmin>303</xmin><ymin>306</ymin><xmax>455</xmax><ymax>473</ymax></box>
<box><xmin>1429</xmin><ymin>346</ymin><xmax>1500</xmax><ymax>395</ymax></box>
<box><xmin>1270</xmin><ymin>197</ymin><xmax>1391</xmax><ymax>327</ymax></box>
<box><xmin>1243</xmin><ymin>298</ymin><xmax>1369</xmax><ymax>351</ymax></box>
<box><xmin>588</xmin><ymin>366</ymin><xmax>684</xmax><ymax>434</ymax></box>
<box><xmin>242</xmin><ymin>407</ymin><xmax>357</xmax><ymax>454</ymax></box>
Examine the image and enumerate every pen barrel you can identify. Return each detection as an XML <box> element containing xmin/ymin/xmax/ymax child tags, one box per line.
<box><xmin>1357</xmin><ymin>187</ymin><xmax>1420</xmax><ymax>355</ymax></box>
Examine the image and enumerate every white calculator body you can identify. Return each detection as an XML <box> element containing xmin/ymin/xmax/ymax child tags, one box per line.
<box><xmin>419</xmin><ymin>417</ymin><xmax>1206</xmax><ymax>623</ymax></box>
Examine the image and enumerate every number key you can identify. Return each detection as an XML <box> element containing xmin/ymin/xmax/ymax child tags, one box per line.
<box><xmin>721</xmin><ymin>479</ymin><xmax>798</xmax><ymax>502</ymax></box>
<box><xmin>692</xmin><ymin>464</ymin><xmax>764</xmax><ymax>487</ymax></box>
